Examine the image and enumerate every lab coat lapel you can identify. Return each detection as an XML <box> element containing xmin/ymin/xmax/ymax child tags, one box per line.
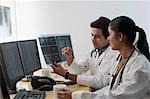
<box><xmin>111</xmin><ymin>67</ymin><xmax>124</xmax><ymax>90</ymax></box>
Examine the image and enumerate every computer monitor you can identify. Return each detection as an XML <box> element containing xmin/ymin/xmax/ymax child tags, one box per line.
<box><xmin>39</xmin><ymin>34</ymin><xmax>74</xmax><ymax>64</ymax></box>
<box><xmin>0</xmin><ymin>64</ymin><xmax>10</xmax><ymax>99</ymax></box>
<box><xmin>18</xmin><ymin>39</ymin><xmax>41</xmax><ymax>75</ymax></box>
<box><xmin>0</xmin><ymin>42</ymin><xmax>25</xmax><ymax>94</ymax></box>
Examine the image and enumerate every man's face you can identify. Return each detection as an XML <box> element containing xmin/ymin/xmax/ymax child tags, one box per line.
<box><xmin>91</xmin><ymin>27</ymin><xmax>108</xmax><ymax>49</ymax></box>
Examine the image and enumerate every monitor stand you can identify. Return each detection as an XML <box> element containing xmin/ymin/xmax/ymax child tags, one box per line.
<box><xmin>21</xmin><ymin>74</ymin><xmax>33</xmax><ymax>82</ymax></box>
<box><xmin>9</xmin><ymin>83</ymin><xmax>17</xmax><ymax>94</ymax></box>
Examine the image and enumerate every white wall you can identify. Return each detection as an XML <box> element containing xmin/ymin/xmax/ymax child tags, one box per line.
<box><xmin>15</xmin><ymin>0</ymin><xmax>150</xmax><ymax>67</ymax></box>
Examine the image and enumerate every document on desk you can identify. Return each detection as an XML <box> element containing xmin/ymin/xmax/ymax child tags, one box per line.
<box><xmin>51</xmin><ymin>73</ymin><xmax>71</xmax><ymax>82</ymax></box>
<box><xmin>34</xmin><ymin>70</ymin><xmax>73</xmax><ymax>84</ymax></box>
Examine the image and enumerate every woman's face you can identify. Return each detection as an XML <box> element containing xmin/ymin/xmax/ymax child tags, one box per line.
<box><xmin>107</xmin><ymin>26</ymin><xmax>121</xmax><ymax>50</ymax></box>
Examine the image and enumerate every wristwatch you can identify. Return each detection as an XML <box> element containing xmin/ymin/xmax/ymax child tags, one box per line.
<box><xmin>65</xmin><ymin>72</ymin><xmax>69</xmax><ymax>79</ymax></box>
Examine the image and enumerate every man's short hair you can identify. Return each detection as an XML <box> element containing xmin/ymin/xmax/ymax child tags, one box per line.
<box><xmin>90</xmin><ymin>17</ymin><xmax>110</xmax><ymax>39</ymax></box>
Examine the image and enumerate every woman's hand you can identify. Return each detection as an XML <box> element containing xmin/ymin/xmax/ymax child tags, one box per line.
<box><xmin>58</xmin><ymin>89</ymin><xmax>72</xmax><ymax>99</ymax></box>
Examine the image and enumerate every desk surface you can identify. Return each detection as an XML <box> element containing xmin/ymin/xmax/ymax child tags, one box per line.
<box><xmin>10</xmin><ymin>82</ymin><xmax>89</xmax><ymax>99</ymax></box>
<box><xmin>10</xmin><ymin>70</ymin><xmax>89</xmax><ymax>99</ymax></box>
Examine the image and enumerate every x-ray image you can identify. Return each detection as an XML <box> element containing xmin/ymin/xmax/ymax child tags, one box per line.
<box><xmin>0</xmin><ymin>5</ymin><xmax>11</xmax><ymax>37</ymax></box>
<box><xmin>39</xmin><ymin>35</ymin><xmax>74</xmax><ymax>64</ymax></box>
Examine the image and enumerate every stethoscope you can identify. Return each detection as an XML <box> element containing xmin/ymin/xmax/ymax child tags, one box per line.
<box><xmin>90</xmin><ymin>44</ymin><xmax>109</xmax><ymax>58</ymax></box>
<box><xmin>90</xmin><ymin>44</ymin><xmax>109</xmax><ymax>66</ymax></box>
<box><xmin>110</xmin><ymin>47</ymin><xmax>135</xmax><ymax>90</ymax></box>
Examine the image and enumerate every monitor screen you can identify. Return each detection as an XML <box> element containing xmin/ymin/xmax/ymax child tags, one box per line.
<box><xmin>39</xmin><ymin>35</ymin><xmax>74</xmax><ymax>64</ymax></box>
<box><xmin>0</xmin><ymin>42</ymin><xmax>24</xmax><ymax>87</ymax></box>
<box><xmin>0</xmin><ymin>65</ymin><xmax>10</xmax><ymax>99</ymax></box>
<box><xmin>18</xmin><ymin>40</ymin><xmax>41</xmax><ymax>75</ymax></box>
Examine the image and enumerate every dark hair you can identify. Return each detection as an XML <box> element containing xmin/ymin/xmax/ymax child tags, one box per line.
<box><xmin>110</xmin><ymin>16</ymin><xmax>149</xmax><ymax>61</ymax></box>
<box><xmin>90</xmin><ymin>17</ymin><xmax>110</xmax><ymax>39</ymax></box>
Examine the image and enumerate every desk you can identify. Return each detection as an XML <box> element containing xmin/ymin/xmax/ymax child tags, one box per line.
<box><xmin>10</xmin><ymin>70</ymin><xmax>89</xmax><ymax>99</ymax></box>
<box><xmin>10</xmin><ymin>82</ymin><xmax>89</xmax><ymax>99</ymax></box>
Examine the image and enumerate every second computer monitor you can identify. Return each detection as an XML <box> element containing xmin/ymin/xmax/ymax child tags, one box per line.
<box><xmin>18</xmin><ymin>39</ymin><xmax>41</xmax><ymax>75</ymax></box>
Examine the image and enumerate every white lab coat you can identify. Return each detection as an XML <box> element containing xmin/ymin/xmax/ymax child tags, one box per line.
<box><xmin>72</xmin><ymin>49</ymin><xmax>150</xmax><ymax>99</ymax></box>
<box><xmin>67</xmin><ymin>46</ymin><xmax>118</xmax><ymax>89</ymax></box>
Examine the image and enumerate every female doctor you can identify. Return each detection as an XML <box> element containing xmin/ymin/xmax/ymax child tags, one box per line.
<box><xmin>57</xmin><ymin>16</ymin><xmax>150</xmax><ymax>99</ymax></box>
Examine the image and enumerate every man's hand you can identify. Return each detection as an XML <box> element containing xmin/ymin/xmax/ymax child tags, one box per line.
<box><xmin>52</xmin><ymin>63</ymin><xmax>77</xmax><ymax>82</ymax></box>
<box><xmin>58</xmin><ymin>89</ymin><xmax>72</xmax><ymax>99</ymax></box>
<box><xmin>61</xmin><ymin>47</ymin><xmax>73</xmax><ymax>57</ymax></box>
<box><xmin>51</xmin><ymin>63</ymin><xmax>66</xmax><ymax>77</ymax></box>
<box><xmin>61</xmin><ymin>47</ymin><xmax>73</xmax><ymax>65</ymax></box>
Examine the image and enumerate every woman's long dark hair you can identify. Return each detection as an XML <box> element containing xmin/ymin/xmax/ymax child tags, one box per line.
<box><xmin>109</xmin><ymin>16</ymin><xmax>149</xmax><ymax>61</ymax></box>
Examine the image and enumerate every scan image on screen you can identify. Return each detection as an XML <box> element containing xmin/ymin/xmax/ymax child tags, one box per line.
<box><xmin>39</xmin><ymin>34</ymin><xmax>73</xmax><ymax>64</ymax></box>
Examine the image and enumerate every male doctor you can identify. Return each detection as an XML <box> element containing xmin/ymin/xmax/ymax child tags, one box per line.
<box><xmin>52</xmin><ymin>17</ymin><xmax>117</xmax><ymax>91</ymax></box>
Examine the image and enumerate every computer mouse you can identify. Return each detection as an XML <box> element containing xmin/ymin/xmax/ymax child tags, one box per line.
<box><xmin>38</xmin><ymin>84</ymin><xmax>53</xmax><ymax>91</ymax></box>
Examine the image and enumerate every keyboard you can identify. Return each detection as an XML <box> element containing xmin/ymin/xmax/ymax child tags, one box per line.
<box><xmin>14</xmin><ymin>89</ymin><xmax>45</xmax><ymax>99</ymax></box>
